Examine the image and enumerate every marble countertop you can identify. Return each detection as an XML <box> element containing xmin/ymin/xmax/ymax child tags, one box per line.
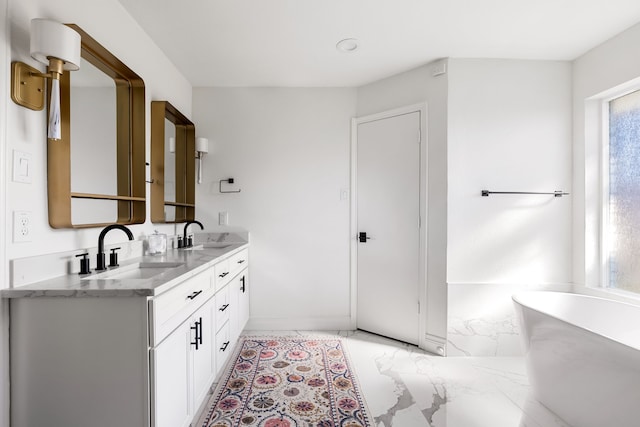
<box><xmin>2</xmin><ymin>243</ymin><xmax>248</xmax><ymax>299</ymax></box>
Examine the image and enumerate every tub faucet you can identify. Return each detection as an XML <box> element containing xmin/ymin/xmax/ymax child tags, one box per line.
<box><xmin>183</xmin><ymin>220</ymin><xmax>204</xmax><ymax>248</ymax></box>
<box><xmin>96</xmin><ymin>224</ymin><xmax>134</xmax><ymax>271</ymax></box>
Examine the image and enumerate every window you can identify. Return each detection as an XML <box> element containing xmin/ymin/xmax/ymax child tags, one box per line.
<box><xmin>607</xmin><ymin>89</ymin><xmax>640</xmax><ymax>293</ymax></box>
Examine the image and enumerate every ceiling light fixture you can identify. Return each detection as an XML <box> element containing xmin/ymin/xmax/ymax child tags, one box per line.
<box><xmin>336</xmin><ymin>38</ymin><xmax>359</xmax><ymax>53</ymax></box>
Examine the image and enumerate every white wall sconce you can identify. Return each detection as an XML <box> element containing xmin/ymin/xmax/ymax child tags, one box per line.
<box><xmin>10</xmin><ymin>19</ymin><xmax>81</xmax><ymax>140</ymax></box>
<box><xmin>169</xmin><ymin>136</ymin><xmax>176</xmax><ymax>153</ymax></box>
<box><xmin>195</xmin><ymin>137</ymin><xmax>209</xmax><ymax>184</ymax></box>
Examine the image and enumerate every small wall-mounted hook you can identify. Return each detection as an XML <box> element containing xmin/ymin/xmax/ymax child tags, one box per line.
<box><xmin>219</xmin><ymin>178</ymin><xmax>241</xmax><ymax>193</ymax></box>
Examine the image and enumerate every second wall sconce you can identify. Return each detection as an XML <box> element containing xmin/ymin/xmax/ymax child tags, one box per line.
<box><xmin>11</xmin><ymin>19</ymin><xmax>81</xmax><ymax>140</ymax></box>
<box><xmin>195</xmin><ymin>137</ymin><xmax>209</xmax><ymax>184</ymax></box>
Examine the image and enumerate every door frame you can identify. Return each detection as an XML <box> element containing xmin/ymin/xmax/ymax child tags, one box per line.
<box><xmin>350</xmin><ymin>103</ymin><xmax>428</xmax><ymax>351</ymax></box>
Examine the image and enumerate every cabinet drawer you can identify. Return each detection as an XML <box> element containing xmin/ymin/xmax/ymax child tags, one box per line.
<box><xmin>215</xmin><ymin>321</ymin><xmax>232</xmax><ymax>374</ymax></box>
<box><xmin>214</xmin><ymin>260</ymin><xmax>231</xmax><ymax>292</ymax></box>
<box><xmin>215</xmin><ymin>285</ymin><xmax>231</xmax><ymax>330</ymax></box>
<box><xmin>228</xmin><ymin>248</ymin><xmax>248</xmax><ymax>277</ymax></box>
<box><xmin>150</xmin><ymin>270</ymin><xmax>214</xmax><ymax>346</ymax></box>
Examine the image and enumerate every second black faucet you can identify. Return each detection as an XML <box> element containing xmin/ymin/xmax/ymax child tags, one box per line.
<box><xmin>182</xmin><ymin>220</ymin><xmax>204</xmax><ymax>248</ymax></box>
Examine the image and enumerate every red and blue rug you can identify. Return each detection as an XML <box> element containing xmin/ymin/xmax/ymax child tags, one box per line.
<box><xmin>200</xmin><ymin>336</ymin><xmax>373</xmax><ymax>427</ymax></box>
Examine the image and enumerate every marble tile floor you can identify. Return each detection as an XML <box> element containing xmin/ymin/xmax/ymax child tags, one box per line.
<box><xmin>196</xmin><ymin>330</ymin><xmax>570</xmax><ymax>427</ymax></box>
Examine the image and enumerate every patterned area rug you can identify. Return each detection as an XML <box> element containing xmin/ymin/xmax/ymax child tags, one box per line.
<box><xmin>200</xmin><ymin>336</ymin><xmax>373</xmax><ymax>427</ymax></box>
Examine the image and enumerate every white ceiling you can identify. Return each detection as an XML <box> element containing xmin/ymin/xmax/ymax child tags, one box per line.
<box><xmin>117</xmin><ymin>0</ymin><xmax>640</xmax><ymax>87</ymax></box>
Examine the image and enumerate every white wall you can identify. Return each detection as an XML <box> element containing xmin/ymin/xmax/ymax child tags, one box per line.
<box><xmin>193</xmin><ymin>88</ymin><xmax>357</xmax><ymax>329</ymax></box>
<box><xmin>446</xmin><ymin>59</ymin><xmax>573</xmax><ymax>356</ymax></box>
<box><xmin>356</xmin><ymin>60</ymin><xmax>449</xmax><ymax>343</ymax></box>
<box><xmin>0</xmin><ymin>0</ymin><xmax>9</xmax><ymax>424</ymax></box>
<box><xmin>573</xmin><ymin>22</ymin><xmax>640</xmax><ymax>287</ymax></box>
<box><xmin>448</xmin><ymin>59</ymin><xmax>572</xmax><ymax>283</ymax></box>
<box><xmin>6</xmin><ymin>0</ymin><xmax>192</xmax><ymax>264</ymax></box>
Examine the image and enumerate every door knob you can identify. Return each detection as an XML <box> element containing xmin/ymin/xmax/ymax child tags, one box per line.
<box><xmin>358</xmin><ymin>232</ymin><xmax>371</xmax><ymax>243</ymax></box>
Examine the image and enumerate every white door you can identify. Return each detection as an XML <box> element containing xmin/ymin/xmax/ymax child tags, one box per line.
<box><xmin>356</xmin><ymin>110</ymin><xmax>421</xmax><ymax>345</ymax></box>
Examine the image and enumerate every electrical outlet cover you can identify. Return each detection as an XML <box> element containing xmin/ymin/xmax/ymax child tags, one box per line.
<box><xmin>13</xmin><ymin>210</ymin><xmax>32</xmax><ymax>242</ymax></box>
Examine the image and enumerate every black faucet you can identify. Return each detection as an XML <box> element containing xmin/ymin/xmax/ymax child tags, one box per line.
<box><xmin>96</xmin><ymin>224</ymin><xmax>134</xmax><ymax>271</ymax></box>
<box><xmin>183</xmin><ymin>220</ymin><xmax>204</xmax><ymax>248</ymax></box>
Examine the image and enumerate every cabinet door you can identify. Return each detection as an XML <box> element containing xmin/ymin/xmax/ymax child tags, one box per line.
<box><xmin>151</xmin><ymin>321</ymin><xmax>191</xmax><ymax>427</ymax></box>
<box><xmin>230</xmin><ymin>270</ymin><xmax>249</xmax><ymax>343</ymax></box>
<box><xmin>237</xmin><ymin>270</ymin><xmax>250</xmax><ymax>333</ymax></box>
<box><xmin>191</xmin><ymin>297</ymin><xmax>216</xmax><ymax>411</ymax></box>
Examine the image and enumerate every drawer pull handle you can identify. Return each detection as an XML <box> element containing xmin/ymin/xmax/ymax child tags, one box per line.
<box><xmin>190</xmin><ymin>318</ymin><xmax>202</xmax><ymax>350</ymax></box>
<box><xmin>240</xmin><ymin>276</ymin><xmax>246</xmax><ymax>293</ymax></box>
<box><xmin>219</xmin><ymin>304</ymin><xmax>229</xmax><ymax>312</ymax></box>
<box><xmin>220</xmin><ymin>341</ymin><xmax>230</xmax><ymax>352</ymax></box>
<box><xmin>187</xmin><ymin>290</ymin><xmax>203</xmax><ymax>300</ymax></box>
<box><xmin>237</xmin><ymin>259</ymin><xmax>245</xmax><ymax>264</ymax></box>
<box><xmin>218</xmin><ymin>272</ymin><xmax>229</xmax><ymax>278</ymax></box>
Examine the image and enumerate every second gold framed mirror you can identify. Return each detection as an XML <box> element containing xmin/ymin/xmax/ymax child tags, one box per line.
<box><xmin>151</xmin><ymin>101</ymin><xmax>195</xmax><ymax>223</ymax></box>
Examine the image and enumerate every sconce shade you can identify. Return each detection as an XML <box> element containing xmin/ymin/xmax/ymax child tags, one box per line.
<box><xmin>195</xmin><ymin>137</ymin><xmax>209</xmax><ymax>154</ymax></box>
<box><xmin>169</xmin><ymin>137</ymin><xmax>176</xmax><ymax>153</ymax></box>
<box><xmin>30</xmin><ymin>19</ymin><xmax>81</xmax><ymax>71</ymax></box>
<box><xmin>195</xmin><ymin>137</ymin><xmax>209</xmax><ymax>184</ymax></box>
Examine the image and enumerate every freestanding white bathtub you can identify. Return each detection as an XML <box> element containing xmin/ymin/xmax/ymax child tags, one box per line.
<box><xmin>513</xmin><ymin>291</ymin><xmax>640</xmax><ymax>427</ymax></box>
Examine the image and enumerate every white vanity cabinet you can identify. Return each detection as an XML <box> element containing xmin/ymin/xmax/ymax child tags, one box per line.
<box><xmin>9</xmin><ymin>244</ymin><xmax>250</xmax><ymax>427</ymax></box>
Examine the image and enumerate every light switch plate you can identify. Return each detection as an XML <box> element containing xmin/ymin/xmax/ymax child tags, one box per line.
<box><xmin>219</xmin><ymin>211</ymin><xmax>229</xmax><ymax>226</ymax></box>
<box><xmin>13</xmin><ymin>150</ymin><xmax>32</xmax><ymax>184</ymax></box>
<box><xmin>13</xmin><ymin>211</ymin><xmax>32</xmax><ymax>243</ymax></box>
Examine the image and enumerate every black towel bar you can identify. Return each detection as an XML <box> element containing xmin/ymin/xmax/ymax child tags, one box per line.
<box><xmin>481</xmin><ymin>190</ymin><xmax>570</xmax><ymax>197</ymax></box>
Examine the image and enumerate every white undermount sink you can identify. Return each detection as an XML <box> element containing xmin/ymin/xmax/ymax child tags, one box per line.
<box><xmin>184</xmin><ymin>243</ymin><xmax>232</xmax><ymax>250</ymax></box>
<box><xmin>203</xmin><ymin>242</ymin><xmax>232</xmax><ymax>248</ymax></box>
<box><xmin>82</xmin><ymin>262</ymin><xmax>185</xmax><ymax>281</ymax></box>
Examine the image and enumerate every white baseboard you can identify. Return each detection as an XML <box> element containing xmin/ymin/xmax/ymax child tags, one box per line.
<box><xmin>422</xmin><ymin>333</ymin><xmax>447</xmax><ymax>356</ymax></box>
<box><xmin>245</xmin><ymin>316</ymin><xmax>353</xmax><ymax>331</ymax></box>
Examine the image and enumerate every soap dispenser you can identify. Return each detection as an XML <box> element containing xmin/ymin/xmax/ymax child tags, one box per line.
<box><xmin>148</xmin><ymin>230</ymin><xmax>167</xmax><ymax>255</ymax></box>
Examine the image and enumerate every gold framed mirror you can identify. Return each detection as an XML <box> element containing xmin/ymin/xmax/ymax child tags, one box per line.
<box><xmin>150</xmin><ymin>101</ymin><xmax>195</xmax><ymax>223</ymax></box>
<box><xmin>47</xmin><ymin>24</ymin><xmax>145</xmax><ymax>229</ymax></box>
